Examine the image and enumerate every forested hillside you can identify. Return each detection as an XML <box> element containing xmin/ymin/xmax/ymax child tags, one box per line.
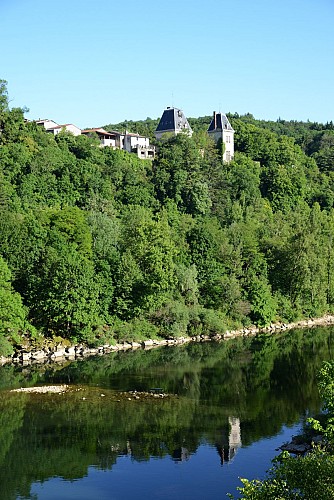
<box><xmin>1</xmin><ymin>79</ymin><xmax>334</xmax><ymax>355</ymax></box>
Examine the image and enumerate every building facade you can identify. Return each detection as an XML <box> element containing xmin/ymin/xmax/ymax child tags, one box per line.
<box><xmin>207</xmin><ymin>111</ymin><xmax>234</xmax><ymax>162</ymax></box>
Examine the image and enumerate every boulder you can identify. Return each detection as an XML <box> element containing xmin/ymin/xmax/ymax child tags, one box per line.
<box><xmin>31</xmin><ymin>350</ymin><xmax>46</xmax><ymax>360</ymax></box>
<box><xmin>65</xmin><ymin>346</ymin><xmax>76</xmax><ymax>356</ymax></box>
<box><xmin>142</xmin><ymin>339</ymin><xmax>154</xmax><ymax>347</ymax></box>
<box><xmin>21</xmin><ymin>352</ymin><xmax>31</xmax><ymax>361</ymax></box>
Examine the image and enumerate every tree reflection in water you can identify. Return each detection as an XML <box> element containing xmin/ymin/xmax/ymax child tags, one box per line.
<box><xmin>0</xmin><ymin>326</ymin><xmax>333</xmax><ymax>499</ymax></box>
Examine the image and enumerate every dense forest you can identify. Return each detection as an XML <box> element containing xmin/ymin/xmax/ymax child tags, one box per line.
<box><xmin>1</xmin><ymin>79</ymin><xmax>334</xmax><ymax>355</ymax></box>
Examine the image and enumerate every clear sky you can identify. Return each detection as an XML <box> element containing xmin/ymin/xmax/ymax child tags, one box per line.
<box><xmin>1</xmin><ymin>0</ymin><xmax>333</xmax><ymax>128</ymax></box>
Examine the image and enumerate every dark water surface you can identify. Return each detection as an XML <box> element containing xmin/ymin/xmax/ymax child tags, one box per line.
<box><xmin>0</xmin><ymin>327</ymin><xmax>334</xmax><ymax>499</ymax></box>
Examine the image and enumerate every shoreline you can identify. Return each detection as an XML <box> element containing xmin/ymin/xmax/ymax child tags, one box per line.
<box><xmin>1</xmin><ymin>314</ymin><xmax>334</xmax><ymax>367</ymax></box>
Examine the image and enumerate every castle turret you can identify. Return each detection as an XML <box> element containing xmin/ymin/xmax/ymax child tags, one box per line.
<box><xmin>155</xmin><ymin>107</ymin><xmax>193</xmax><ymax>140</ymax></box>
<box><xmin>208</xmin><ymin>111</ymin><xmax>234</xmax><ymax>162</ymax></box>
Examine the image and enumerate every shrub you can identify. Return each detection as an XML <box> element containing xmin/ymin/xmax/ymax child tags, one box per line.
<box><xmin>113</xmin><ymin>317</ymin><xmax>159</xmax><ymax>343</ymax></box>
<box><xmin>199</xmin><ymin>308</ymin><xmax>227</xmax><ymax>335</ymax></box>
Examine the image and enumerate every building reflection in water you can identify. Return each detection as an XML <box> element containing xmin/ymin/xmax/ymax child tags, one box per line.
<box><xmin>217</xmin><ymin>416</ymin><xmax>242</xmax><ymax>464</ymax></box>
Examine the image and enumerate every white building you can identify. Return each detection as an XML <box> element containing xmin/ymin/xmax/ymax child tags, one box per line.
<box><xmin>81</xmin><ymin>128</ymin><xmax>118</xmax><ymax>148</ymax></box>
<box><xmin>207</xmin><ymin>111</ymin><xmax>234</xmax><ymax>162</ymax></box>
<box><xmin>47</xmin><ymin>124</ymin><xmax>82</xmax><ymax>136</ymax></box>
<box><xmin>35</xmin><ymin>119</ymin><xmax>59</xmax><ymax>130</ymax></box>
<box><xmin>35</xmin><ymin>119</ymin><xmax>81</xmax><ymax>136</ymax></box>
<box><xmin>122</xmin><ymin>131</ymin><xmax>155</xmax><ymax>159</ymax></box>
<box><xmin>81</xmin><ymin>128</ymin><xmax>155</xmax><ymax>159</ymax></box>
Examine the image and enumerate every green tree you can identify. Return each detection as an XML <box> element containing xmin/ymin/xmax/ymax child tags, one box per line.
<box><xmin>153</xmin><ymin>133</ymin><xmax>212</xmax><ymax>215</ymax></box>
<box><xmin>0</xmin><ymin>255</ymin><xmax>35</xmax><ymax>355</ymax></box>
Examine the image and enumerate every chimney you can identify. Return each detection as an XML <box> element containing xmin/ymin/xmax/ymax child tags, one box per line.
<box><xmin>213</xmin><ymin>111</ymin><xmax>216</xmax><ymax>129</ymax></box>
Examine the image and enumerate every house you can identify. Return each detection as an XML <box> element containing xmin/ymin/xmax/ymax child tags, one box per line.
<box><xmin>82</xmin><ymin>128</ymin><xmax>155</xmax><ymax>159</ymax></box>
<box><xmin>35</xmin><ymin>119</ymin><xmax>81</xmax><ymax>136</ymax></box>
<box><xmin>207</xmin><ymin>111</ymin><xmax>234</xmax><ymax>162</ymax></box>
<box><xmin>81</xmin><ymin>128</ymin><xmax>118</xmax><ymax>148</ymax></box>
<box><xmin>35</xmin><ymin>119</ymin><xmax>59</xmax><ymax>130</ymax></box>
<box><xmin>155</xmin><ymin>107</ymin><xmax>193</xmax><ymax>140</ymax></box>
<box><xmin>122</xmin><ymin>131</ymin><xmax>155</xmax><ymax>159</ymax></box>
<box><xmin>47</xmin><ymin>124</ymin><xmax>82</xmax><ymax>136</ymax></box>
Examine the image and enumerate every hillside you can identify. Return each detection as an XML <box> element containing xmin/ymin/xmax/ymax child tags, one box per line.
<box><xmin>1</xmin><ymin>79</ymin><xmax>334</xmax><ymax>355</ymax></box>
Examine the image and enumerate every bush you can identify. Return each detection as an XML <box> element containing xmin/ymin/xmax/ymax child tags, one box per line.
<box><xmin>0</xmin><ymin>336</ymin><xmax>14</xmax><ymax>357</ymax></box>
<box><xmin>150</xmin><ymin>300</ymin><xmax>190</xmax><ymax>338</ymax></box>
<box><xmin>113</xmin><ymin>317</ymin><xmax>159</xmax><ymax>343</ymax></box>
<box><xmin>231</xmin><ymin>449</ymin><xmax>334</xmax><ymax>500</ymax></box>
<box><xmin>199</xmin><ymin>308</ymin><xmax>227</xmax><ymax>335</ymax></box>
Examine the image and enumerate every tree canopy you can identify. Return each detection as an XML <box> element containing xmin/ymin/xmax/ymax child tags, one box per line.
<box><xmin>1</xmin><ymin>80</ymin><xmax>334</xmax><ymax>352</ymax></box>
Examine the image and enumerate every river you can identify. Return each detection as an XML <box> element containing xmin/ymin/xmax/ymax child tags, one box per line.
<box><xmin>0</xmin><ymin>326</ymin><xmax>333</xmax><ymax>499</ymax></box>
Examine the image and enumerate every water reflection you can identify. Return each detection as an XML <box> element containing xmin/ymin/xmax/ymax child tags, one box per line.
<box><xmin>0</xmin><ymin>326</ymin><xmax>333</xmax><ymax>499</ymax></box>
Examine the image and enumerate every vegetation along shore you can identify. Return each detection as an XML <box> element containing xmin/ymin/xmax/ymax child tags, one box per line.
<box><xmin>1</xmin><ymin>314</ymin><xmax>334</xmax><ymax>367</ymax></box>
<box><xmin>2</xmin><ymin>78</ymin><xmax>334</xmax><ymax>359</ymax></box>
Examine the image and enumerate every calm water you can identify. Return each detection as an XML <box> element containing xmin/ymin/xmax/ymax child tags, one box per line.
<box><xmin>0</xmin><ymin>326</ymin><xmax>334</xmax><ymax>500</ymax></box>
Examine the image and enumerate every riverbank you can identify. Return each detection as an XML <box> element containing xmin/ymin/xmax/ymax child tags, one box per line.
<box><xmin>1</xmin><ymin>314</ymin><xmax>334</xmax><ymax>367</ymax></box>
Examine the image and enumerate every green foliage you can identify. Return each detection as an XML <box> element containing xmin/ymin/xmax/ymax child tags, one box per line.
<box><xmin>247</xmin><ymin>275</ymin><xmax>277</xmax><ymax>326</ymax></box>
<box><xmin>112</xmin><ymin>317</ymin><xmax>160</xmax><ymax>343</ymax></box>
<box><xmin>2</xmin><ymin>79</ymin><xmax>334</xmax><ymax>345</ymax></box>
<box><xmin>153</xmin><ymin>133</ymin><xmax>212</xmax><ymax>215</ymax></box>
<box><xmin>150</xmin><ymin>299</ymin><xmax>191</xmax><ymax>338</ymax></box>
<box><xmin>233</xmin><ymin>360</ymin><xmax>334</xmax><ymax>499</ymax></box>
<box><xmin>308</xmin><ymin>361</ymin><xmax>334</xmax><ymax>443</ymax></box>
<box><xmin>0</xmin><ymin>255</ymin><xmax>35</xmax><ymax>354</ymax></box>
<box><xmin>318</xmin><ymin>361</ymin><xmax>334</xmax><ymax>414</ymax></box>
<box><xmin>232</xmin><ymin>450</ymin><xmax>334</xmax><ymax>499</ymax></box>
<box><xmin>198</xmin><ymin>307</ymin><xmax>227</xmax><ymax>334</ymax></box>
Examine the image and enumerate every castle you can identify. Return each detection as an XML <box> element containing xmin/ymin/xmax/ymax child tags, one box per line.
<box><xmin>34</xmin><ymin>107</ymin><xmax>234</xmax><ymax>162</ymax></box>
<box><xmin>155</xmin><ymin>107</ymin><xmax>234</xmax><ymax>162</ymax></box>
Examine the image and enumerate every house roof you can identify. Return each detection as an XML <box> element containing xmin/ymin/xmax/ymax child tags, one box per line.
<box><xmin>35</xmin><ymin>119</ymin><xmax>59</xmax><ymax>129</ymax></box>
<box><xmin>82</xmin><ymin>128</ymin><xmax>116</xmax><ymax>138</ymax></box>
<box><xmin>208</xmin><ymin>112</ymin><xmax>234</xmax><ymax>132</ymax></box>
<box><xmin>35</xmin><ymin>119</ymin><xmax>56</xmax><ymax>124</ymax></box>
<box><xmin>155</xmin><ymin>107</ymin><xmax>192</xmax><ymax>134</ymax></box>
<box><xmin>49</xmin><ymin>124</ymin><xmax>81</xmax><ymax>130</ymax></box>
<box><xmin>124</xmin><ymin>131</ymin><xmax>147</xmax><ymax>138</ymax></box>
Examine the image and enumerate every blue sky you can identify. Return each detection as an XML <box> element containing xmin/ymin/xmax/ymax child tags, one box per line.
<box><xmin>1</xmin><ymin>0</ymin><xmax>333</xmax><ymax>128</ymax></box>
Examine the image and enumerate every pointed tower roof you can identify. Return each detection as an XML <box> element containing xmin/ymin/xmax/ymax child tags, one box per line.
<box><xmin>155</xmin><ymin>107</ymin><xmax>193</xmax><ymax>138</ymax></box>
<box><xmin>208</xmin><ymin>111</ymin><xmax>234</xmax><ymax>132</ymax></box>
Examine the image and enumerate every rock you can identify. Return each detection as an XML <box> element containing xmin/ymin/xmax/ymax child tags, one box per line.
<box><xmin>142</xmin><ymin>339</ymin><xmax>154</xmax><ymax>347</ymax></box>
<box><xmin>11</xmin><ymin>385</ymin><xmax>68</xmax><ymax>394</ymax></box>
<box><xmin>21</xmin><ymin>352</ymin><xmax>31</xmax><ymax>361</ymax></box>
<box><xmin>312</xmin><ymin>435</ymin><xmax>324</xmax><ymax>444</ymax></box>
<box><xmin>52</xmin><ymin>348</ymin><xmax>66</xmax><ymax>357</ymax></box>
<box><xmin>280</xmin><ymin>442</ymin><xmax>311</xmax><ymax>454</ymax></box>
<box><xmin>122</xmin><ymin>343</ymin><xmax>132</xmax><ymax>350</ymax></box>
<box><xmin>31</xmin><ymin>350</ymin><xmax>46</xmax><ymax>360</ymax></box>
<box><xmin>65</xmin><ymin>346</ymin><xmax>76</xmax><ymax>356</ymax></box>
<box><xmin>131</xmin><ymin>342</ymin><xmax>141</xmax><ymax>349</ymax></box>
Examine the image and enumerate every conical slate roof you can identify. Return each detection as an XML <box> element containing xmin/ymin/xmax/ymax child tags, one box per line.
<box><xmin>208</xmin><ymin>112</ymin><xmax>234</xmax><ymax>132</ymax></box>
<box><xmin>155</xmin><ymin>107</ymin><xmax>192</xmax><ymax>136</ymax></box>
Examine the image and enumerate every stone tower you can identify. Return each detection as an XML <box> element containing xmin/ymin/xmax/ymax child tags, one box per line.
<box><xmin>207</xmin><ymin>111</ymin><xmax>234</xmax><ymax>162</ymax></box>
